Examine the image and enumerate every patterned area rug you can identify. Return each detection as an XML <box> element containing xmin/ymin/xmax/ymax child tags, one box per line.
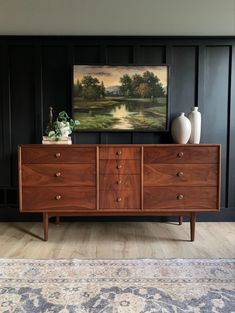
<box><xmin>0</xmin><ymin>259</ymin><xmax>234</xmax><ymax>313</ymax></box>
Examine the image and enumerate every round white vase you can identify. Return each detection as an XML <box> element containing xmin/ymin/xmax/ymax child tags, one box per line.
<box><xmin>188</xmin><ymin>106</ymin><xmax>201</xmax><ymax>144</ymax></box>
<box><xmin>171</xmin><ymin>112</ymin><xmax>191</xmax><ymax>144</ymax></box>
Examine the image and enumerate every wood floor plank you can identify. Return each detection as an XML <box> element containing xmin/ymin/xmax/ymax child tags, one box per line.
<box><xmin>0</xmin><ymin>222</ymin><xmax>234</xmax><ymax>258</ymax></box>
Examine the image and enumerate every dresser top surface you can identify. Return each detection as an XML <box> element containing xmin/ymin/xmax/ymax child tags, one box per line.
<box><xmin>19</xmin><ymin>144</ymin><xmax>221</xmax><ymax>148</ymax></box>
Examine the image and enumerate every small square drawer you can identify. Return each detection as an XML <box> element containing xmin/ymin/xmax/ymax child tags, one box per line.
<box><xmin>99</xmin><ymin>174</ymin><xmax>140</xmax><ymax>191</ymax></box>
<box><xmin>99</xmin><ymin>147</ymin><xmax>140</xmax><ymax>160</ymax></box>
<box><xmin>99</xmin><ymin>160</ymin><xmax>140</xmax><ymax>174</ymax></box>
<box><xmin>100</xmin><ymin>189</ymin><xmax>140</xmax><ymax>210</ymax></box>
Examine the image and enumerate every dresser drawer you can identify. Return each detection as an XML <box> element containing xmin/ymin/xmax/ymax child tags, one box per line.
<box><xmin>100</xmin><ymin>189</ymin><xmax>140</xmax><ymax>210</ymax></box>
<box><xmin>99</xmin><ymin>147</ymin><xmax>140</xmax><ymax>160</ymax></box>
<box><xmin>100</xmin><ymin>160</ymin><xmax>140</xmax><ymax>174</ymax></box>
<box><xmin>21</xmin><ymin>147</ymin><xmax>96</xmax><ymax>164</ymax></box>
<box><xmin>144</xmin><ymin>146</ymin><xmax>219</xmax><ymax>164</ymax></box>
<box><xmin>22</xmin><ymin>187</ymin><xmax>96</xmax><ymax>212</ymax></box>
<box><xmin>100</xmin><ymin>174</ymin><xmax>140</xmax><ymax>191</ymax></box>
<box><xmin>22</xmin><ymin>164</ymin><xmax>96</xmax><ymax>186</ymax></box>
<box><xmin>144</xmin><ymin>164</ymin><xmax>218</xmax><ymax>186</ymax></box>
<box><xmin>144</xmin><ymin>187</ymin><xmax>218</xmax><ymax>211</ymax></box>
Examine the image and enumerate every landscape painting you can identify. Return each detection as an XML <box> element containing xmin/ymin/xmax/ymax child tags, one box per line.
<box><xmin>73</xmin><ymin>65</ymin><xmax>168</xmax><ymax>130</ymax></box>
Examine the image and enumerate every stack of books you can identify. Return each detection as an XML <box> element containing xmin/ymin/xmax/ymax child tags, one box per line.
<box><xmin>42</xmin><ymin>136</ymin><xmax>72</xmax><ymax>144</ymax></box>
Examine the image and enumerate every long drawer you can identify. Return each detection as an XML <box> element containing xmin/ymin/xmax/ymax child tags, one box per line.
<box><xmin>100</xmin><ymin>174</ymin><xmax>140</xmax><ymax>191</ymax></box>
<box><xmin>100</xmin><ymin>189</ymin><xmax>140</xmax><ymax>210</ymax></box>
<box><xmin>99</xmin><ymin>147</ymin><xmax>140</xmax><ymax>160</ymax></box>
<box><xmin>144</xmin><ymin>146</ymin><xmax>219</xmax><ymax>164</ymax></box>
<box><xmin>100</xmin><ymin>160</ymin><xmax>140</xmax><ymax>174</ymax></box>
<box><xmin>144</xmin><ymin>164</ymin><xmax>218</xmax><ymax>186</ymax></box>
<box><xmin>21</xmin><ymin>147</ymin><xmax>96</xmax><ymax>164</ymax></box>
<box><xmin>144</xmin><ymin>187</ymin><xmax>218</xmax><ymax>211</ymax></box>
<box><xmin>22</xmin><ymin>187</ymin><xmax>96</xmax><ymax>211</ymax></box>
<box><xmin>22</xmin><ymin>164</ymin><xmax>96</xmax><ymax>186</ymax></box>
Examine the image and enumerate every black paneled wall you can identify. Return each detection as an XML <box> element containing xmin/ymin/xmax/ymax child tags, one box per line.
<box><xmin>0</xmin><ymin>36</ymin><xmax>234</xmax><ymax>221</ymax></box>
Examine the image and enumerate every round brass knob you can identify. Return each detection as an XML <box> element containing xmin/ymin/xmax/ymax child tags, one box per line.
<box><xmin>177</xmin><ymin>194</ymin><xmax>184</xmax><ymax>200</ymax></box>
<box><xmin>55</xmin><ymin>153</ymin><xmax>61</xmax><ymax>158</ymax></box>
<box><xmin>55</xmin><ymin>195</ymin><xmax>61</xmax><ymax>200</ymax></box>
<box><xmin>117</xmin><ymin>164</ymin><xmax>122</xmax><ymax>169</ymax></box>
<box><xmin>177</xmin><ymin>171</ymin><xmax>184</xmax><ymax>177</ymax></box>
<box><xmin>177</xmin><ymin>152</ymin><xmax>184</xmax><ymax>158</ymax></box>
<box><xmin>116</xmin><ymin>150</ymin><xmax>122</xmax><ymax>155</ymax></box>
<box><xmin>117</xmin><ymin>197</ymin><xmax>122</xmax><ymax>202</ymax></box>
<box><xmin>117</xmin><ymin>180</ymin><xmax>122</xmax><ymax>185</ymax></box>
<box><xmin>55</xmin><ymin>172</ymin><xmax>61</xmax><ymax>177</ymax></box>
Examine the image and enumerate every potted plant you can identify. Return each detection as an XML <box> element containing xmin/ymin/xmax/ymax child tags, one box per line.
<box><xmin>43</xmin><ymin>108</ymin><xmax>80</xmax><ymax>143</ymax></box>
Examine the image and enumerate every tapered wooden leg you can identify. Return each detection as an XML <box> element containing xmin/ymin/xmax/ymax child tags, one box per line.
<box><xmin>190</xmin><ymin>212</ymin><xmax>196</xmax><ymax>242</ymax></box>
<box><xmin>179</xmin><ymin>216</ymin><xmax>183</xmax><ymax>225</ymax></box>
<box><xmin>43</xmin><ymin>213</ymin><xmax>48</xmax><ymax>241</ymax></box>
<box><xmin>55</xmin><ymin>216</ymin><xmax>60</xmax><ymax>225</ymax></box>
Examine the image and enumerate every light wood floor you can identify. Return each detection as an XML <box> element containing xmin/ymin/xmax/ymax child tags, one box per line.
<box><xmin>0</xmin><ymin>222</ymin><xmax>234</xmax><ymax>259</ymax></box>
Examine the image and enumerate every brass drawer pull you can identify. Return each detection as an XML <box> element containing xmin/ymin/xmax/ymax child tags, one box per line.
<box><xmin>117</xmin><ymin>197</ymin><xmax>122</xmax><ymax>202</ymax></box>
<box><xmin>116</xmin><ymin>150</ymin><xmax>122</xmax><ymax>156</ymax></box>
<box><xmin>177</xmin><ymin>194</ymin><xmax>184</xmax><ymax>200</ymax></box>
<box><xmin>177</xmin><ymin>171</ymin><xmax>184</xmax><ymax>177</ymax></box>
<box><xmin>55</xmin><ymin>172</ymin><xmax>61</xmax><ymax>177</ymax></box>
<box><xmin>117</xmin><ymin>164</ymin><xmax>122</xmax><ymax>169</ymax></box>
<box><xmin>55</xmin><ymin>195</ymin><xmax>62</xmax><ymax>200</ymax></box>
<box><xmin>55</xmin><ymin>153</ymin><xmax>61</xmax><ymax>158</ymax></box>
<box><xmin>177</xmin><ymin>152</ymin><xmax>184</xmax><ymax>158</ymax></box>
<box><xmin>117</xmin><ymin>180</ymin><xmax>122</xmax><ymax>185</ymax></box>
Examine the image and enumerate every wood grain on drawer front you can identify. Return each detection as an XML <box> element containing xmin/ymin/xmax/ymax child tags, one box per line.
<box><xmin>99</xmin><ymin>147</ymin><xmax>140</xmax><ymax>159</ymax></box>
<box><xmin>99</xmin><ymin>160</ymin><xmax>140</xmax><ymax>174</ymax></box>
<box><xmin>22</xmin><ymin>164</ymin><xmax>96</xmax><ymax>186</ymax></box>
<box><xmin>144</xmin><ymin>164</ymin><xmax>218</xmax><ymax>186</ymax></box>
<box><xmin>100</xmin><ymin>175</ymin><xmax>140</xmax><ymax>191</ymax></box>
<box><xmin>100</xmin><ymin>189</ymin><xmax>140</xmax><ymax>209</ymax></box>
<box><xmin>22</xmin><ymin>187</ymin><xmax>96</xmax><ymax>211</ymax></box>
<box><xmin>21</xmin><ymin>147</ymin><xmax>96</xmax><ymax>164</ymax></box>
<box><xmin>144</xmin><ymin>187</ymin><xmax>218</xmax><ymax>211</ymax></box>
<box><xmin>144</xmin><ymin>147</ymin><xmax>219</xmax><ymax>164</ymax></box>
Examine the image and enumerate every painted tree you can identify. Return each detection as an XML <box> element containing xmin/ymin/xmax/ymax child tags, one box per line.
<box><xmin>119</xmin><ymin>74</ymin><xmax>132</xmax><ymax>97</ymax></box>
<box><xmin>73</xmin><ymin>80</ymin><xmax>82</xmax><ymax>97</ymax></box>
<box><xmin>119</xmin><ymin>71</ymin><xmax>165</xmax><ymax>98</ymax></box>
<box><xmin>80</xmin><ymin>76</ymin><xmax>105</xmax><ymax>100</ymax></box>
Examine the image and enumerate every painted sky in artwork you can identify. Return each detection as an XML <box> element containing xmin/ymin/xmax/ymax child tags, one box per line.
<box><xmin>74</xmin><ymin>65</ymin><xmax>168</xmax><ymax>88</ymax></box>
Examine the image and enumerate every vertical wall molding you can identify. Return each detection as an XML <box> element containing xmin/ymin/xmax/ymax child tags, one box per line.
<box><xmin>1</xmin><ymin>42</ymin><xmax>11</xmax><ymax>187</ymax></box>
<box><xmin>34</xmin><ymin>44</ymin><xmax>43</xmax><ymax>143</ymax></box>
<box><xmin>228</xmin><ymin>44</ymin><xmax>235</xmax><ymax>208</ymax></box>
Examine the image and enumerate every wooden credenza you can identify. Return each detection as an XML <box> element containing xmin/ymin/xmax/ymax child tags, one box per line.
<box><xmin>18</xmin><ymin>144</ymin><xmax>220</xmax><ymax>241</ymax></box>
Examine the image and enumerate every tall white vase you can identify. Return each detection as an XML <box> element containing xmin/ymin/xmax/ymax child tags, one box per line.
<box><xmin>171</xmin><ymin>113</ymin><xmax>191</xmax><ymax>144</ymax></box>
<box><xmin>188</xmin><ymin>107</ymin><xmax>201</xmax><ymax>144</ymax></box>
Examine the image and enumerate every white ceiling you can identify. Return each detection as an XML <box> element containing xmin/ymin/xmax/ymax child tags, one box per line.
<box><xmin>0</xmin><ymin>0</ymin><xmax>234</xmax><ymax>36</ymax></box>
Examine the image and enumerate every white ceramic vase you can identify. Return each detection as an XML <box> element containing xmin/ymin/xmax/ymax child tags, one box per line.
<box><xmin>188</xmin><ymin>106</ymin><xmax>201</xmax><ymax>144</ymax></box>
<box><xmin>171</xmin><ymin>112</ymin><xmax>191</xmax><ymax>144</ymax></box>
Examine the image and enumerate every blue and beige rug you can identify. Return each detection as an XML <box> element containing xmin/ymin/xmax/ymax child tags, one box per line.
<box><xmin>0</xmin><ymin>258</ymin><xmax>234</xmax><ymax>312</ymax></box>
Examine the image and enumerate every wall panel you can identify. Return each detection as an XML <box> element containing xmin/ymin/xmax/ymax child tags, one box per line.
<box><xmin>200</xmin><ymin>46</ymin><xmax>230</xmax><ymax>207</ymax></box>
<box><xmin>138</xmin><ymin>46</ymin><xmax>165</xmax><ymax>64</ymax></box>
<box><xmin>42</xmin><ymin>46</ymin><xmax>69</xmax><ymax>130</ymax></box>
<box><xmin>170</xmin><ymin>46</ymin><xmax>197</xmax><ymax>118</ymax></box>
<box><xmin>9</xmin><ymin>45</ymin><xmax>35</xmax><ymax>187</ymax></box>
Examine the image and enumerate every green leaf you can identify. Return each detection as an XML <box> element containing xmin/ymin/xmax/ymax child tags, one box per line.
<box><xmin>48</xmin><ymin>131</ymin><xmax>55</xmax><ymax>137</ymax></box>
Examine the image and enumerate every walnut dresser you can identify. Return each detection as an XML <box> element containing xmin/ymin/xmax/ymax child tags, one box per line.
<box><xmin>18</xmin><ymin>144</ymin><xmax>220</xmax><ymax>241</ymax></box>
